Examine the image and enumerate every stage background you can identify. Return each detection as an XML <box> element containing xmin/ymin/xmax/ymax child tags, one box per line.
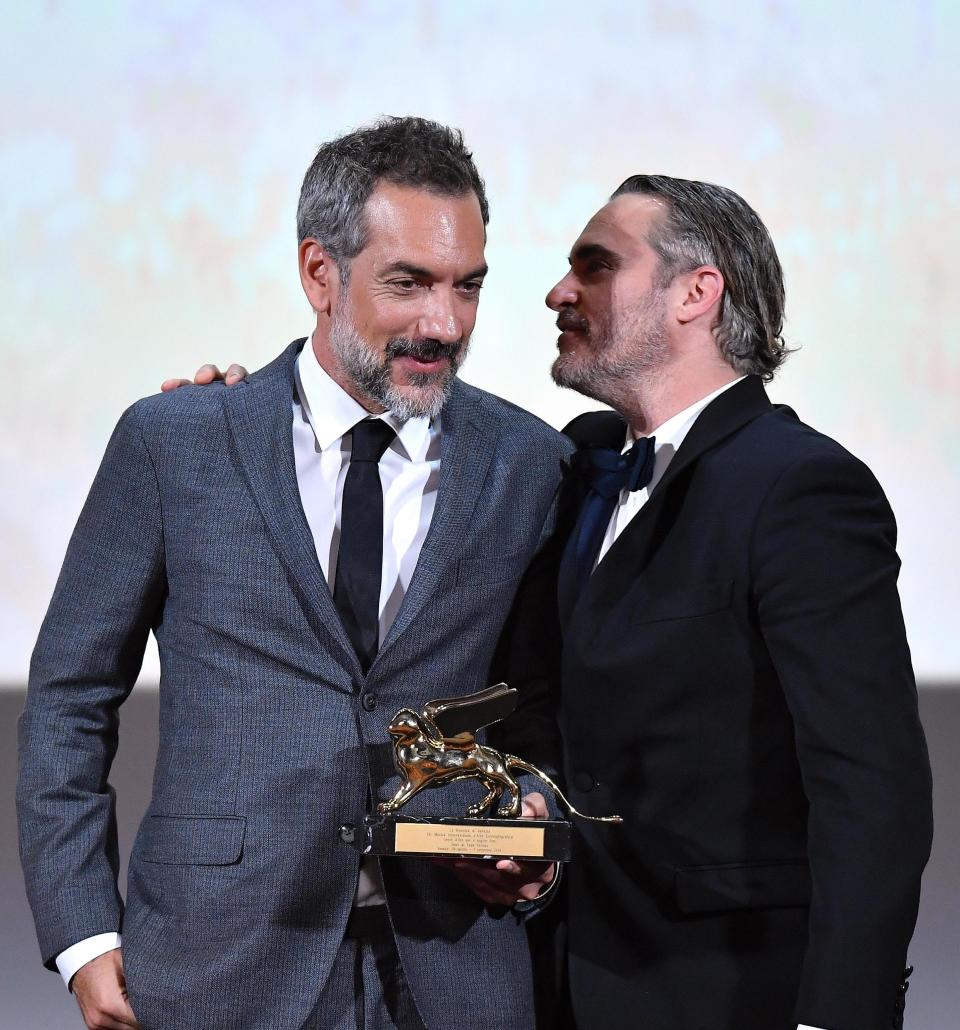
<box><xmin>1</xmin><ymin>2</ymin><xmax>957</xmax><ymax>1027</ymax></box>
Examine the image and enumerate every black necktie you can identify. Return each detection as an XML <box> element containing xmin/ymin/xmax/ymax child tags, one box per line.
<box><xmin>333</xmin><ymin>418</ymin><xmax>396</xmax><ymax>672</ymax></box>
<box><xmin>557</xmin><ymin>436</ymin><xmax>656</xmax><ymax>624</ymax></box>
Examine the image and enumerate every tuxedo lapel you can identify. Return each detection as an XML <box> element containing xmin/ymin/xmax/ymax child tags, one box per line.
<box><xmin>647</xmin><ymin>376</ymin><xmax>773</xmax><ymax>502</ymax></box>
<box><xmin>223</xmin><ymin>340</ymin><xmax>362</xmax><ymax>681</ymax></box>
<box><xmin>375</xmin><ymin>380</ymin><xmax>499</xmax><ymax>663</ymax></box>
<box><xmin>585</xmin><ymin>376</ymin><xmax>774</xmax><ymax>600</ymax></box>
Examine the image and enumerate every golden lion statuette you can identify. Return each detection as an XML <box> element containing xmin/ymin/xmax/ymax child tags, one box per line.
<box><xmin>377</xmin><ymin>683</ymin><xmax>622</xmax><ymax>825</ymax></box>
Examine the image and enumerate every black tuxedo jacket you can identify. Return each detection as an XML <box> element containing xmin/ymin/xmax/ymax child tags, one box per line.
<box><xmin>557</xmin><ymin>376</ymin><xmax>932</xmax><ymax>1030</ymax></box>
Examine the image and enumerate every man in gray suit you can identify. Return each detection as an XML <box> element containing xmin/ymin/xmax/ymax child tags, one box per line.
<box><xmin>18</xmin><ymin>117</ymin><xmax>566</xmax><ymax>1030</ymax></box>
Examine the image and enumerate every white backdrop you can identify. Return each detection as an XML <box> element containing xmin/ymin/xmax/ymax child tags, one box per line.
<box><xmin>2</xmin><ymin>0</ymin><xmax>957</xmax><ymax>682</ymax></box>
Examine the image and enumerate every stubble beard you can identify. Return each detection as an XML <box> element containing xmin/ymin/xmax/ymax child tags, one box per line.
<box><xmin>329</xmin><ymin>304</ymin><xmax>469</xmax><ymax>421</ymax></box>
<box><xmin>551</xmin><ymin>289</ymin><xmax>670</xmax><ymax>412</ymax></box>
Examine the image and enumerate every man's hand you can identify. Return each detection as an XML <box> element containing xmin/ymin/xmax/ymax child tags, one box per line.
<box><xmin>160</xmin><ymin>363</ymin><xmax>248</xmax><ymax>392</ymax></box>
<box><xmin>436</xmin><ymin>792</ymin><xmax>556</xmax><ymax>906</ymax></box>
<box><xmin>71</xmin><ymin>949</ymin><xmax>139</xmax><ymax>1029</ymax></box>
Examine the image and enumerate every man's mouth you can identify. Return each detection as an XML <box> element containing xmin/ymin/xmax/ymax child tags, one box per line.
<box><xmin>387</xmin><ymin>339</ymin><xmax>459</xmax><ymax>375</ymax></box>
<box><xmin>556</xmin><ymin>311</ymin><xmax>589</xmax><ymax>336</ymax></box>
<box><xmin>395</xmin><ymin>354</ymin><xmax>450</xmax><ymax>373</ymax></box>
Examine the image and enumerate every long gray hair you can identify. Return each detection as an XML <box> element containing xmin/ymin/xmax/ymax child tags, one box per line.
<box><xmin>613</xmin><ymin>174</ymin><xmax>790</xmax><ymax>380</ymax></box>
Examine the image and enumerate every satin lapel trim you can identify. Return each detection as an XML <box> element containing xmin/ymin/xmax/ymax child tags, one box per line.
<box><xmin>375</xmin><ymin>381</ymin><xmax>499</xmax><ymax>663</ymax></box>
<box><xmin>648</xmin><ymin>376</ymin><xmax>771</xmax><ymax>502</ymax></box>
<box><xmin>223</xmin><ymin>343</ymin><xmax>362</xmax><ymax>682</ymax></box>
<box><xmin>587</xmin><ymin>375</ymin><xmax>772</xmax><ymax>590</ymax></box>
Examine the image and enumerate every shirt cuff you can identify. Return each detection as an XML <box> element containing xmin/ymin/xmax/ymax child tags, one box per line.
<box><xmin>56</xmin><ymin>933</ymin><xmax>122</xmax><ymax>990</ymax></box>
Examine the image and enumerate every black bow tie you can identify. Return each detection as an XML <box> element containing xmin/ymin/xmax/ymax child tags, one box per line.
<box><xmin>558</xmin><ymin>436</ymin><xmax>656</xmax><ymax>625</ymax></box>
<box><xmin>572</xmin><ymin>435</ymin><xmax>657</xmax><ymax>498</ymax></box>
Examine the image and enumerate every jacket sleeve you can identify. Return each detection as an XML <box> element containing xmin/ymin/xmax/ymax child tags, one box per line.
<box><xmin>489</xmin><ymin>485</ymin><xmax>568</xmax><ymax>922</ymax></box>
<box><xmin>751</xmin><ymin>449</ymin><xmax>932</xmax><ymax>1030</ymax></box>
<box><xmin>489</xmin><ymin>436</ymin><xmax>575</xmax><ymax>784</ymax></box>
<box><xmin>17</xmin><ymin>405</ymin><xmax>167</xmax><ymax>969</ymax></box>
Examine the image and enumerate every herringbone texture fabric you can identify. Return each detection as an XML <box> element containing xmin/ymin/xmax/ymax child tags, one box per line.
<box><xmin>18</xmin><ymin>339</ymin><xmax>574</xmax><ymax>1030</ymax></box>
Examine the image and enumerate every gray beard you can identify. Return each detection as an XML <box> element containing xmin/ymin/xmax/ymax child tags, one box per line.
<box><xmin>551</xmin><ymin>293</ymin><xmax>669</xmax><ymax>409</ymax></box>
<box><xmin>329</xmin><ymin>311</ymin><xmax>467</xmax><ymax>421</ymax></box>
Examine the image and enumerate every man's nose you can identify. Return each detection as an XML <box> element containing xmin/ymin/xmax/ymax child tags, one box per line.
<box><xmin>546</xmin><ymin>272</ymin><xmax>578</xmax><ymax>311</ymax></box>
<box><xmin>417</xmin><ymin>291</ymin><xmax>463</xmax><ymax>343</ymax></box>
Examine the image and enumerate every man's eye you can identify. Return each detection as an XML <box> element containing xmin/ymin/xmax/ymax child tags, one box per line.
<box><xmin>459</xmin><ymin>281</ymin><xmax>483</xmax><ymax>295</ymax></box>
<box><xmin>391</xmin><ymin>279</ymin><xmax>419</xmax><ymax>291</ymax></box>
<box><xmin>584</xmin><ymin>260</ymin><xmax>610</xmax><ymax>275</ymax></box>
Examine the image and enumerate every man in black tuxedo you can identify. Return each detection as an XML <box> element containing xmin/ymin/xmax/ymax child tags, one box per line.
<box><xmin>546</xmin><ymin>174</ymin><xmax>933</xmax><ymax>1030</ymax></box>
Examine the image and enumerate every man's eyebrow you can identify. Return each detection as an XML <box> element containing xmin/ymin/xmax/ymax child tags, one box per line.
<box><xmin>568</xmin><ymin>242</ymin><xmax>621</xmax><ymax>267</ymax></box>
<box><xmin>379</xmin><ymin>262</ymin><xmax>489</xmax><ymax>281</ymax></box>
<box><xmin>381</xmin><ymin>261</ymin><xmax>435</xmax><ymax>279</ymax></box>
<box><xmin>459</xmin><ymin>264</ymin><xmax>488</xmax><ymax>282</ymax></box>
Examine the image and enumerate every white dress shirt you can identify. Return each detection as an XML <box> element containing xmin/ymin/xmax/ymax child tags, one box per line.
<box><xmin>595</xmin><ymin>377</ymin><xmax>745</xmax><ymax>565</ymax></box>
<box><xmin>292</xmin><ymin>337</ymin><xmax>440</xmax><ymax>645</ymax></box>
<box><xmin>57</xmin><ymin>339</ymin><xmax>441</xmax><ymax>986</ymax></box>
<box><xmin>293</xmin><ymin>338</ymin><xmax>439</xmax><ymax>909</ymax></box>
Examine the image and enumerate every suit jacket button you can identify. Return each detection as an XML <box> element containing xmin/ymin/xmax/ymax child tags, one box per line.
<box><xmin>573</xmin><ymin>771</ymin><xmax>595</xmax><ymax>792</ymax></box>
<box><xmin>361</xmin><ymin>692</ymin><xmax>378</xmax><ymax>712</ymax></box>
<box><xmin>338</xmin><ymin>823</ymin><xmax>356</xmax><ymax>844</ymax></box>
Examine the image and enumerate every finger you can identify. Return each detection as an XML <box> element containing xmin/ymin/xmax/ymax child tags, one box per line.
<box><xmin>453</xmin><ymin>857</ymin><xmax>515</xmax><ymax>882</ymax></box>
<box><xmin>93</xmin><ymin>1001</ymin><xmax>139</xmax><ymax>1030</ymax></box>
<box><xmin>452</xmin><ymin>868</ymin><xmax>540</xmax><ymax>906</ymax></box>
<box><xmin>107</xmin><ymin>994</ymin><xmax>139</xmax><ymax>1028</ymax></box>
<box><xmin>491</xmin><ymin>856</ymin><xmax>552</xmax><ymax>878</ymax></box>
<box><xmin>224</xmin><ymin>363</ymin><xmax>249</xmax><ymax>383</ymax></box>
<box><xmin>489</xmin><ymin>859</ymin><xmax>554</xmax><ymax>893</ymax></box>
<box><xmin>454</xmin><ymin>863</ymin><xmax>532</xmax><ymax>897</ymax></box>
<box><xmin>160</xmin><ymin>378</ymin><xmax>192</xmax><ymax>392</ymax></box>
<box><xmin>447</xmin><ymin>856</ymin><xmax>553</xmax><ymax>906</ymax></box>
<box><xmin>79</xmin><ymin>988</ymin><xmax>140</xmax><ymax>1030</ymax></box>
<box><xmin>192</xmin><ymin>363</ymin><xmax>222</xmax><ymax>384</ymax></box>
<box><xmin>82</xmin><ymin>1011</ymin><xmax>133</xmax><ymax>1030</ymax></box>
<box><xmin>518</xmin><ymin>880</ymin><xmax>547</xmax><ymax>902</ymax></box>
<box><xmin>521</xmin><ymin>791</ymin><xmax>548</xmax><ymax>819</ymax></box>
<box><xmin>450</xmin><ymin>862</ymin><xmax>521</xmax><ymax>893</ymax></box>
<box><xmin>514</xmin><ymin>860</ymin><xmax>555</xmax><ymax>886</ymax></box>
<box><xmin>115</xmin><ymin>956</ymin><xmax>139</xmax><ymax>1027</ymax></box>
<box><xmin>471</xmin><ymin>882</ymin><xmax>524</xmax><ymax>905</ymax></box>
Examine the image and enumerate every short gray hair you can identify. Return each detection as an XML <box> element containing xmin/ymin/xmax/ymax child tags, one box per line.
<box><xmin>297</xmin><ymin>116</ymin><xmax>489</xmax><ymax>280</ymax></box>
<box><xmin>612</xmin><ymin>174</ymin><xmax>790</xmax><ymax>380</ymax></box>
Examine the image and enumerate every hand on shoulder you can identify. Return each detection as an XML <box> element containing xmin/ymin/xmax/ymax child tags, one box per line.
<box><xmin>160</xmin><ymin>362</ymin><xmax>248</xmax><ymax>392</ymax></box>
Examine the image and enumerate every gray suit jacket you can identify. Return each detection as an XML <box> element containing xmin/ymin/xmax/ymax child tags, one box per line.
<box><xmin>18</xmin><ymin>340</ymin><xmax>573</xmax><ymax>1030</ymax></box>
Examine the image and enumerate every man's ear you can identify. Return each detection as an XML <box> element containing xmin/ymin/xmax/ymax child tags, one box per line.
<box><xmin>299</xmin><ymin>240</ymin><xmax>340</xmax><ymax>315</ymax></box>
<box><xmin>675</xmin><ymin>265</ymin><xmax>724</xmax><ymax>326</ymax></box>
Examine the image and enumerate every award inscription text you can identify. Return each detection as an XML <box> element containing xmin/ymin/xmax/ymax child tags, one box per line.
<box><xmin>394</xmin><ymin>821</ymin><xmax>546</xmax><ymax>858</ymax></box>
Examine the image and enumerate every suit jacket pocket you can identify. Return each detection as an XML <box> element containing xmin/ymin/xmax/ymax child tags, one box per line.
<box><xmin>631</xmin><ymin>580</ymin><xmax>733</xmax><ymax>623</ymax></box>
<box><xmin>139</xmin><ymin>814</ymin><xmax>245</xmax><ymax>866</ymax></box>
<box><xmin>674</xmin><ymin>859</ymin><xmax>810</xmax><ymax>913</ymax></box>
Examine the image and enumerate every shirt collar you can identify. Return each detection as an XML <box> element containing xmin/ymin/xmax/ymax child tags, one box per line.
<box><xmin>623</xmin><ymin>376</ymin><xmax>747</xmax><ymax>455</ymax></box>
<box><xmin>295</xmin><ymin>336</ymin><xmax>434</xmax><ymax>461</ymax></box>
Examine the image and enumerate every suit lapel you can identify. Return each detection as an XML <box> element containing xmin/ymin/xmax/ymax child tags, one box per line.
<box><xmin>586</xmin><ymin>376</ymin><xmax>773</xmax><ymax>597</ymax></box>
<box><xmin>375</xmin><ymin>380</ymin><xmax>499</xmax><ymax>663</ymax></box>
<box><xmin>646</xmin><ymin>375</ymin><xmax>772</xmax><ymax>502</ymax></box>
<box><xmin>223</xmin><ymin>340</ymin><xmax>362</xmax><ymax>681</ymax></box>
